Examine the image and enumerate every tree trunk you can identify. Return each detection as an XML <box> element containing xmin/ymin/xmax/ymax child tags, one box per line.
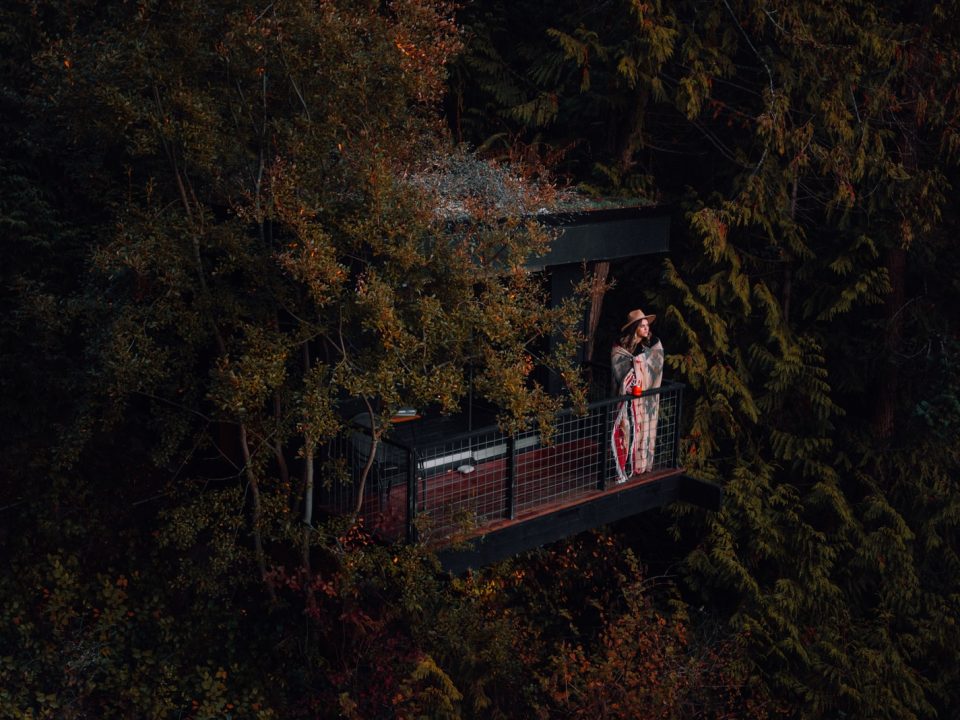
<box><xmin>301</xmin><ymin>439</ymin><xmax>315</xmax><ymax>575</ymax></box>
<box><xmin>584</xmin><ymin>261</ymin><xmax>610</xmax><ymax>364</ymax></box>
<box><xmin>240</xmin><ymin>422</ymin><xmax>277</xmax><ymax>604</ymax></box>
<box><xmin>353</xmin><ymin>397</ymin><xmax>381</xmax><ymax>519</ymax></box>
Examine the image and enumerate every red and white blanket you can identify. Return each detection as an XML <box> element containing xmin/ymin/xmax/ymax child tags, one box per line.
<box><xmin>610</xmin><ymin>340</ymin><xmax>664</xmax><ymax>482</ymax></box>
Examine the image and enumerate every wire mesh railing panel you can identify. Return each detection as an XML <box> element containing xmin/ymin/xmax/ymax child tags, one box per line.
<box><xmin>414</xmin><ymin>427</ymin><xmax>511</xmax><ymax>539</ymax></box>
<box><xmin>514</xmin><ymin>411</ymin><xmax>604</xmax><ymax>514</ymax></box>
<box><xmin>317</xmin><ymin>431</ymin><xmax>410</xmax><ymax>541</ymax></box>
<box><xmin>316</xmin><ymin>433</ymin><xmax>354</xmax><ymax>514</ymax></box>
<box><xmin>649</xmin><ymin>386</ymin><xmax>679</xmax><ymax>473</ymax></box>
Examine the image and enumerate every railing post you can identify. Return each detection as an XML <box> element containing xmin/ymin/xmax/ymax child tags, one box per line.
<box><xmin>506</xmin><ymin>435</ymin><xmax>516</xmax><ymax>519</ymax></box>
<box><xmin>406</xmin><ymin>446</ymin><xmax>418</xmax><ymax>544</ymax></box>
<box><xmin>598</xmin><ymin>401</ymin><xmax>611</xmax><ymax>490</ymax></box>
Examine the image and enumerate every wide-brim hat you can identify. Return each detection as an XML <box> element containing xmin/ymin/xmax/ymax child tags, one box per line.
<box><xmin>621</xmin><ymin>308</ymin><xmax>656</xmax><ymax>332</ymax></box>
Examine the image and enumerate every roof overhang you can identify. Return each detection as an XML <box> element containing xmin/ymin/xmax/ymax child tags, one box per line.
<box><xmin>526</xmin><ymin>205</ymin><xmax>671</xmax><ymax>271</ymax></box>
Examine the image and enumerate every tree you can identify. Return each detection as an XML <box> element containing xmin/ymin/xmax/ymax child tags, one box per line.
<box><xmin>453</xmin><ymin>0</ymin><xmax>960</xmax><ymax>717</ymax></box>
<box><xmin>1</xmin><ymin>2</ymin><xmax>590</xmax><ymax>716</ymax></box>
<box><xmin>11</xmin><ymin>0</ymin><xmax>585</xmax><ymax>591</ymax></box>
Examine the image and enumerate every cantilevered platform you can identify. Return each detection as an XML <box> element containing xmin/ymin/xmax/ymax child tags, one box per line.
<box><xmin>321</xmin><ymin>382</ymin><xmax>722</xmax><ymax>569</ymax></box>
<box><xmin>437</xmin><ymin>470</ymin><xmax>720</xmax><ymax>574</ymax></box>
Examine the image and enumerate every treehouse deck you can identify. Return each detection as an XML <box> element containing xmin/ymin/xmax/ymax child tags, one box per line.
<box><xmin>320</xmin><ymin>381</ymin><xmax>722</xmax><ymax>571</ymax></box>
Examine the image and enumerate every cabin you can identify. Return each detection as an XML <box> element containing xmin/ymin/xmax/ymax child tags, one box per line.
<box><xmin>319</xmin><ymin>204</ymin><xmax>722</xmax><ymax>573</ymax></box>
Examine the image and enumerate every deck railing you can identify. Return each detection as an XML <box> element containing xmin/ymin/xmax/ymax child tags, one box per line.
<box><xmin>320</xmin><ymin>381</ymin><xmax>684</xmax><ymax>544</ymax></box>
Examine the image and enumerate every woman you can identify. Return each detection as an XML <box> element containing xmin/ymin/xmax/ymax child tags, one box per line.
<box><xmin>610</xmin><ymin>309</ymin><xmax>664</xmax><ymax>482</ymax></box>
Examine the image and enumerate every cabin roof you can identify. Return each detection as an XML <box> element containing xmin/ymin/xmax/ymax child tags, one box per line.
<box><xmin>527</xmin><ymin>204</ymin><xmax>671</xmax><ymax>270</ymax></box>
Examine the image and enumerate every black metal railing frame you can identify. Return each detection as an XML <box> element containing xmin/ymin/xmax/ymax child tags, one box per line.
<box><xmin>328</xmin><ymin>380</ymin><xmax>685</xmax><ymax>542</ymax></box>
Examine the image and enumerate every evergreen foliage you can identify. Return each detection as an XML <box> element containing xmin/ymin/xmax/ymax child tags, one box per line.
<box><xmin>454</xmin><ymin>0</ymin><xmax>960</xmax><ymax>717</ymax></box>
<box><xmin>2</xmin><ymin>0</ymin><xmax>960</xmax><ymax>717</ymax></box>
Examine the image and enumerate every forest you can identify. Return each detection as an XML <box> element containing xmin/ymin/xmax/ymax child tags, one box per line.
<box><xmin>1</xmin><ymin>0</ymin><xmax>959</xmax><ymax>718</ymax></box>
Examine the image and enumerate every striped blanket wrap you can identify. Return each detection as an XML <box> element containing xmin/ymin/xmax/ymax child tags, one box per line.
<box><xmin>610</xmin><ymin>340</ymin><xmax>664</xmax><ymax>483</ymax></box>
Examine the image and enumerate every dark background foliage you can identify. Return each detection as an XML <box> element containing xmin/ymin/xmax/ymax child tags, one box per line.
<box><xmin>2</xmin><ymin>0</ymin><xmax>959</xmax><ymax>718</ymax></box>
